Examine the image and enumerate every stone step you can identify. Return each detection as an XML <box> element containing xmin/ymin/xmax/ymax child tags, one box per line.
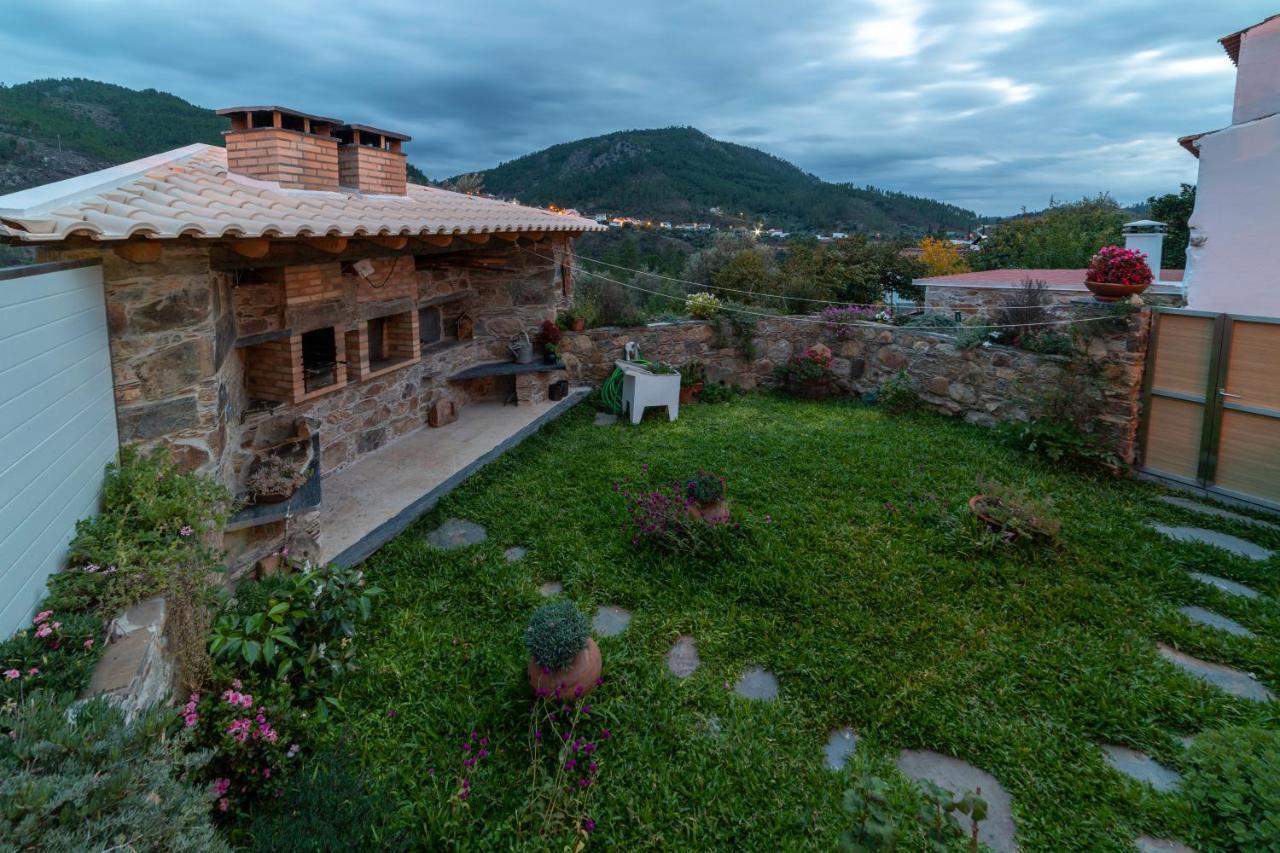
<box><xmin>824</xmin><ymin>728</ymin><xmax>859</xmax><ymax>770</ymax></box>
<box><xmin>84</xmin><ymin>596</ymin><xmax>172</xmax><ymax>722</ymax></box>
<box><xmin>592</xmin><ymin>605</ymin><xmax>632</xmax><ymax>637</ymax></box>
<box><xmin>1147</xmin><ymin>521</ymin><xmax>1273</xmax><ymax>561</ymax></box>
<box><xmin>1135</xmin><ymin>836</ymin><xmax>1198</xmax><ymax>853</ymax></box>
<box><xmin>538</xmin><ymin>580</ymin><xmax>563</xmax><ymax>597</ymax></box>
<box><xmin>734</xmin><ymin>667</ymin><xmax>778</xmax><ymax>701</ymax></box>
<box><xmin>1157</xmin><ymin>643</ymin><xmax>1275</xmax><ymax>702</ymax></box>
<box><xmin>895</xmin><ymin>750</ymin><xmax>1018</xmax><ymax>853</ymax></box>
<box><xmin>1189</xmin><ymin>572</ymin><xmax>1260</xmax><ymax>599</ymax></box>
<box><xmin>1099</xmin><ymin>744</ymin><xmax>1181</xmax><ymax>792</ymax></box>
<box><xmin>666</xmin><ymin>635</ymin><xmax>699</xmax><ymax>678</ymax></box>
<box><xmin>426</xmin><ymin>517</ymin><xmax>488</xmax><ymax>549</ymax></box>
<box><xmin>1177</xmin><ymin>605</ymin><xmax>1255</xmax><ymax>638</ymax></box>
<box><xmin>1159</xmin><ymin>495</ymin><xmax>1279</xmax><ymax>531</ymax></box>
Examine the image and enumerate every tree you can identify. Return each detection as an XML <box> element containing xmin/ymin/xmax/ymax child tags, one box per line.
<box><xmin>1145</xmin><ymin>184</ymin><xmax>1196</xmax><ymax>270</ymax></box>
<box><xmin>972</xmin><ymin>194</ymin><xmax>1125</xmax><ymax>270</ymax></box>
<box><xmin>919</xmin><ymin>236</ymin><xmax>970</xmax><ymax>277</ymax></box>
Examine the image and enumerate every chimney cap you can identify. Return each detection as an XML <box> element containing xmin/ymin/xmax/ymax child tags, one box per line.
<box><xmin>216</xmin><ymin>105</ymin><xmax>344</xmax><ymax>125</ymax></box>
<box><xmin>1123</xmin><ymin>219</ymin><xmax>1166</xmax><ymax>233</ymax></box>
<box><xmin>336</xmin><ymin>123</ymin><xmax>412</xmax><ymax>143</ymax></box>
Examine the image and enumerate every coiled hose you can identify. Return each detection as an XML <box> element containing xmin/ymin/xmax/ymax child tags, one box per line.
<box><xmin>599</xmin><ymin>353</ymin><xmax>650</xmax><ymax>414</ymax></box>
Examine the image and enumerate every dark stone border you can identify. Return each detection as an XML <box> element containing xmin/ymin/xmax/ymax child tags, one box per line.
<box><xmin>330</xmin><ymin>388</ymin><xmax>589</xmax><ymax>567</ymax></box>
<box><xmin>0</xmin><ymin>257</ymin><xmax>101</xmax><ymax>282</ymax></box>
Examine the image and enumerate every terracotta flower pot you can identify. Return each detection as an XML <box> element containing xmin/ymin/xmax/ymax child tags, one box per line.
<box><xmin>690</xmin><ymin>498</ymin><xmax>731</xmax><ymax>524</ymax></box>
<box><xmin>253</xmin><ymin>487</ymin><xmax>295</xmax><ymax>505</ymax></box>
<box><xmin>1085</xmin><ymin>279</ymin><xmax>1149</xmax><ymax>303</ymax></box>
<box><xmin>570</xmin><ymin>318</ymin><xmax>586</xmax><ymax>332</ymax></box>
<box><xmin>527</xmin><ymin>638</ymin><xmax>602</xmax><ymax>701</ymax></box>
<box><xmin>692</xmin><ymin>381</ymin><xmax>705</xmax><ymax>397</ymax></box>
<box><xmin>680</xmin><ymin>386</ymin><xmax>696</xmax><ymax>404</ymax></box>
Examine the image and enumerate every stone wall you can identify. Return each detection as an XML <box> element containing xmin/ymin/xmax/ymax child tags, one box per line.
<box><xmin>559</xmin><ymin>310</ymin><xmax>1151</xmax><ymax>463</ymax></box>
<box><xmin>923</xmin><ymin>283</ymin><xmax>1184</xmax><ymax>315</ymax></box>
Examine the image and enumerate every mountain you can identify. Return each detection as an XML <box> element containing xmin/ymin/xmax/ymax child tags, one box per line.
<box><xmin>465</xmin><ymin>127</ymin><xmax>978</xmax><ymax>235</ymax></box>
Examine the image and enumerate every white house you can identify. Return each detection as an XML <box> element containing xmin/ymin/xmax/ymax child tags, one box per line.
<box><xmin>1181</xmin><ymin>14</ymin><xmax>1280</xmax><ymax>316</ymax></box>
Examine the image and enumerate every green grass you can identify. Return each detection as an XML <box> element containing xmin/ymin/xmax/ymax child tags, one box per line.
<box><xmin>281</xmin><ymin>396</ymin><xmax>1279</xmax><ymax>850</ymax></box>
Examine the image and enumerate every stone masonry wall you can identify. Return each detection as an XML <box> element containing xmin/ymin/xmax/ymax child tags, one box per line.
<box><xmin>559</xmin><ymin>310</ymin><xmax>1152</xmax><ymax>463</ymax></box>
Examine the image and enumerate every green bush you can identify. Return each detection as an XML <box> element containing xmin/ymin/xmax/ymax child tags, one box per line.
<box><xmin>878</xmin><ymin>370</ymin><xmax>921</xmax><ymax>415</ymax></box>
<box><xmin>0</xmin><ymin>691</ymin><xmax>226</xmax><ymax>852</ymax></box>
<box><xmin>0</xmin><ymin>609</ymin><xmax>103</xmax><ymax>702</ymax></box>
<box><xmin>683</xmin><ymin>471</ymin><xmax>726</xmax><ymax>504</ymax></box>
<box><xmin>1019</xmin><ymin>330</ymin><xmax>1076</xmax><ymax>356</ymax></box>
<box><xmin>698</xmin><ymin>382</ymin><xmax>738</xmax><ymax>404</ymax></box>
<box><xmin>524</xmin><ymin>601</ymin><xmax>590</xmax><ymax>670</ymax></box>
<box><xmin>1000</xmin><ymin>419</ymin><xmax>1121</xmax><ymax>472</ymax></box>
<box><xmin>1184</xmin><ymin>726</ymin><xmax>1280</xmax><ymax>852</ymax></box>
<box><xmin>53</xmin><ymin>447</ymin><xmax>233</xmax><ymax>616</ymax></box>
<box><xmin>902</xmin><ymin>312</ymin><xmax>960</xmax><ymax>329</ymax></box>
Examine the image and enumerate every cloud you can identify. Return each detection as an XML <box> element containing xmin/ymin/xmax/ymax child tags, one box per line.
<box><xmin>0</xmin><ymin>0</ymin><xmax>1260</xmax><ymax>214</ymax></box>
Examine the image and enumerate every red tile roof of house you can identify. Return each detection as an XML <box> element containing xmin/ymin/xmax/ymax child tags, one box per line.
<box><xmin>917</xmin><ymin>268</ymin><xmax>1184</xmax><ymax>287</ymax></box>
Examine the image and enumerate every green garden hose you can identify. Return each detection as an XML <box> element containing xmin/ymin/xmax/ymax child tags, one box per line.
<box><xmin>599</xmin><ymin>352</ymin><xmax>650</xmax><ymax>414</ymax></box>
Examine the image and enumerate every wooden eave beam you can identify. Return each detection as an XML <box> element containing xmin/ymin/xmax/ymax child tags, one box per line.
<box><xmin>113</xmin><ymin>240</ymin><xmax>162</xmax><ymax>264</ymax></box>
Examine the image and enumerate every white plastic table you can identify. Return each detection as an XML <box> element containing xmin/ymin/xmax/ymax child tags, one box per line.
<box><xmin>616</xmin><ymin>360</ymin><xmax>680</xmax><ymax>424</ymax></box>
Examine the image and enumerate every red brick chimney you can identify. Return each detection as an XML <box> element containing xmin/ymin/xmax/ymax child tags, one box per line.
<box><xmin>335</xmin><ymin>124</ymin><xmax>410</xmax><ymax>195</ymax></box>
<box><xmin>217</xmin><ymin>106</ymin><xmax>342</xmax><ymax>191</ymax></box>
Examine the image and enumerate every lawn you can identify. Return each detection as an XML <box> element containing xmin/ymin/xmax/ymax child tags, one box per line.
<box><xmin>253</xmin><ymin>395</ymin><xmax>1279</xmax><ymax>851</ymax></box>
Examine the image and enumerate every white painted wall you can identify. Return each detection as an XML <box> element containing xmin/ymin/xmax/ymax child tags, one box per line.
<box><xmin>1184</xmin><ymin>113</ymin><xmax>1280</xmax><ymax>316</ymax></box>
<box><xmin>1233</xmin><ymin>16</ymin><xmax>1280</xmax><ymax>125</ymax></box>
<box><xmin>0</xmin><ymin>261</ymin><xmax>118</xmax><ymax>636</ymax></box>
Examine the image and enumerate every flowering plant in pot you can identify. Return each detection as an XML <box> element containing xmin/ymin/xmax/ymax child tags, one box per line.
<box><xmin>562</xmin><ymin>308</ymin><xmax>587</xmax><ymax>332</ymax></box>
<box><xmin>968</xmin><ymin>477</ymin><xmax>1061</xmax><ymax>544</ymax></box>
<box><xmin>245</xmin><ymin>455</ymin><xmax>310</xmax><ymax>504</ymax></box>
<box><xmin>773</xmin><ymin>346</ymin><xmax>838</xmax><ymax>399</ymax></box>
<box><xmin>536</xmin><ymin>320</ymin><xmax>563</xmax><ymax>363</ymax></box>
<box><xmin>1085</xmin><ymin>246</ymin><xmax>1153</xmax><ymax>302</ymax></box>
<box><xmin>678</xmin><ymin>361</ymin><xmax>706</xmax><ymax>404</ymax></box>
<box><xmin>684</xmin><ymin>470</ymin><xmax>730</xmax><ymax>523</ymax></box>
<box><xmin>525</xmin><ymin>600</ymin><xmax>601</xmax><ymax>701</ymax></box>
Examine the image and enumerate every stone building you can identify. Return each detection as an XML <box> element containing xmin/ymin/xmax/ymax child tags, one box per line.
<box><xmin>0</xmin><ymin>105</ymin><xmax>602</xmax><ymax>569</ymax></box>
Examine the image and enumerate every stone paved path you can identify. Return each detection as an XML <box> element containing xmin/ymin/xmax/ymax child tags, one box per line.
<box><xmin>1147</xmin><ymin>521</ymin><xmax>1273</xmax><ymax>561</ymax></box>
<box><xmin>734</xmin><ymin>667</ymin><xmax>778</xmax><ymax>700</ymax></box>
<box><xmin>1135</xmin><ymin>836</ymin><xmax>1198</xmax><ymax>853</ymax></box>
<box><xmin>1189</xmin><ymin>572</ymin><xmax>1261</xmax><ymax>599</ymax></box>
<box><xmin>1157</xmin><ymin>643</ymin><xmax>1275</xmax><ymax>702</ymax></box>
<box><xmin>1100</xmin><ymin>744</ymin><xmax>1181</xmax><ymax>792</ymax></box>
<box><xmin>1159</xmin><ymin>495</ymin><xmax>1279</xmax><ymax>530</ymax></box>
<box><xmin>666</xmin><ymin>635</ymin><xmax>699</xmax><ymax>678</ymax></box>
<box><xmin>895</xmin><ymin>750</ymin><xmax>1018</xmax><ymax>853</ymax></box>
<box><xmin>593</xmin><ymin>413</ymin><xmax>618</xmax><ymax>426</ymax></box>
<box><xmin>824</xmin><ymin>728</ymin><xmax>858</xmax><ymax>770</ymax></box>
<box><xmin>538</xmin><ymin>581</ymin><xmax>563</xmax><ymax>597</ymax></box>
<box><xmin>592</xmin><ymin>605</ymin><xmax>632</xmax><ymax>636</ymax></box>
<box><xmin>426</xmin><ymin>518</ymin><xmax>488</xmax><ymax>549</ymax></box>
<box><xmin>1178</xmin><ymin>605</ymin><xmax>1255</xmax><ymax>638</ymax></box>
<box><xmin>503</xmin><ymin>546</ymin><xmax>527</xmax><ymax>562</ymax></box>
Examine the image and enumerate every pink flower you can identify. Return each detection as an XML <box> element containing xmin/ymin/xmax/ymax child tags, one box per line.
<box><xmin>83</xmin><ymin>638</ymin><xmax>94</xmax><ymax>649</ymax></box>
<box><xmin>212</xmin><ymin>778</ymin><xmax>231</xmax><ymax>796</ymax></box>
<box><xmin>33</xmin><ymin>610</ymin><xmax>52</xmax><ymax>624</ymax></box>
<box><xmin>179</xmin><ymin>525</ymin><xmax>194</xmax><ymax>537</ymax></box>
<box><xmin>27</xmin><ymin>667</ymin><xmax>38</xmax><ymax>676</ymax></box>
<box><xmin>35</xmin><ymin>625</ymin><xmax>52</xmax><ymax>638</ymax></box>
<box><xmin>183</xmin><ymin>713</ymin><xmax>199</xmax><ymax>727</ymax></box>
<box><xmin>218</xmin><ymin>798</ymin><xmax>229</xmax><ymax>812</ymax></box>
<box><xmin>84</xmin><ymin>563</ymin><xmax>100</xmax><ymax>573</ymax></box>
<box><xmin>3</xmin><ymin>670</ymin><xmax>19</xmax><ymax>680</ymax></box>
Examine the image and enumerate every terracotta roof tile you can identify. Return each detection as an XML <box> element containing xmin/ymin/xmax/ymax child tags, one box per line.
<box><xmin>0</xmin><ymin>144</ymin><xmax>602</xmax><ymax>243</ymax></box>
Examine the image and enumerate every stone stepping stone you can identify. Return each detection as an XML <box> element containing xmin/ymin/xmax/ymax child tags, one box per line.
<box><xmin>666</xmin><ymin>635</ymin><xmax>699</xmax><ymax>678</ymax></box>
<box><xmin>1135</xmin><ymin>836</ymin><xmax>1198</xmax><ymax>853</ymax></box>
<box><xmin>1157</xmin><ymin>643</ymin><xmax>1275</xmax><ymax>702</ymax></box>
<box><xmin>538</xmin><ymin>580</ymin><xmax>563</xmax><ymax>597</ymax></box>
<box><xmin>503</xmin><ymin>546</ymin><xmax>527</xmax><ymax>562</ymax></box>
<box><xmin>592</xmin><ymin>605</ymin><xmax>631</xmax><ymax>636</ymax></box>
<box><xmin>426</xmin><ymin>518</ymin><xmax>488</xmax><ymax>549</ymax></box>
<box><xmin>1147</xmin><ymin>521</ymin><xmax>1273</xmax><ymax>561</ymax></box>
<box><xmin>1159</xmin><ymin>495</ymin><xmax>1279</xmax><ymax>530</ymax></box>
<box><xmin>1100</xmin><ymin>744</ymin><xmax>1181</xmax><ymax>792</ymax></box>
<box><xmin>1189</xmin><ymin>571</ymin><xmax>1260</xmax><ymax>599</ymax></box>
<box><xmin>734</xmin><ymin>667</ymin><xmax>779</xmax><ymax>701</ymax></box>
<box><xmin>824</xmin><ymin>728</ymin><xmax>859</xmax><ymax>770</ymax></box>
<box><xmin>1178</xmin><ymin>605</ymin><xmax>1255</xmax><ymax>638</ymax></box>
<box><xmin>593</xmin><ymin>412</ymin><xmax>617</xmax><ymax>426</ymax></box>
<box><xmin>895</xmin><ymin>750</ymin><xmax>1017</xmax><ymax>853</ymax></box>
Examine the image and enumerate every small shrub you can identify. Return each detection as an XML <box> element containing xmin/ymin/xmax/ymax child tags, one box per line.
<box><xmin>698</xmin><ymin>382</ymin><xmax>737</xmax><ymax>404</ymax></box>
<box><xmin>839</xmin><ymin>769</ymin><xmax>987</xmax><ymax>853</ymax></box>
<box><xmin>710</xmin><ymin>304</ymin><xmax>758</xmax><ymax>358</ymax></box>
<box><xmin>0</xmin><ymin>691</ymin><xmax>226</xmax><ymax>852</ymax></box>
<box><xmin>616</xmin><ymin>470</ymin><xmax>762</xmax><ymax>557</ymax></box>
<box><xmin>677</xmin><ymin>361</ymin><xmax>706</xmax><ymax>387</ymax></box>
<box><xmin>954</xmin><ymin>323</ymin><xmax>996</xmax><ymax>350</ymax></box>
<box><xmin>1018</xmin><ymin>330</ymin><xmax>1076</xmax><ymax>356</ymax></box>
<box><xmin>0</xmin><ymin>608</ymin><xmax>103</xmax><ymax>702</ymax></box>
<box><xmin>520</xmin><ymin>692</ymin><xmax>612</xmax><ymax>839</ymax></box>
<box><xmin>991</xmin><ymin>278</ymin><xmax>1053</xmax><ymax>342</ymax></box>
<box><xmin>971</xmin><ymin>477</ymin><xmax>1061</xmax><ymax>544</ymax></box>
<box><xmin>1001</xmin><ymin>419</ymin><xmax>1122</xmax><ymax>473</ymax></box>
<box><xmin>684</xmin><ymin>471</ymin><xmax>726</xmax><ymax>505</ymax></box>
<box><xmin>773</xmin><ymin>347</ymin><xmax>838</xmax><ymax>399</ymax></box>
<box><xmin>685</xmin><ymin>291</ymin><xmax>722</xmax><ymax>319</ymax></box>
<box><xmin>648</xmin><ymin>361</ymin><xmax>678</xmax><ymax>375</ymax></box>
<box><xmin>245</xmin><ymin>456</ymin><xmax>310</xmax><ymax>502</ymax></box>
<box><xmin>524</xmin><ymin>601</ymin><xmax>590</xmax><ymax>671</ymax></box>
<box><xmin>878</xmin><ymin>370</ymin><xmax>920</xmax><ymax>415</ymax></box>
<box><xmin>1184</xmin><ymin>725</ymin><xmax>1280</xmax><ymax>852</ymax></box>
<box><xmin>902</xmin><ymin>312</ymin><xmax>960</xmax><ymax>329</ymax></box>
<box><xmin>821</xmin><ymin>305</ymin><xmax>875</xmax><ymax>340</ymax></box>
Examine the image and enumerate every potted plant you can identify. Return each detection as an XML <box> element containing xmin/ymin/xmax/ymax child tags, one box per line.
<box><xmin>772</xmin><ymin>346</ymin><xmax>838</xmax><ymax>399</ymax></box>
<box><xmin>684</xmin><ymin>470</ymin><xmax>730</xmax><ymax>524</ymax></box>
<box><xmin>245</xmin><ymin>455</ymin><xmax>311</xmax><ymax>504</ymax></box>
<box><xmin>1085</xmin><ymin>246</ymin><xmax>1153</xmax><ymax>302</ymax></box>
<box><xmin>525</xmin><ymin>600</ymin><xmax>601</xmax><ymax>700</ymax></box>
<box><xmin>536</xmin><ymin>319</ymin><xmax>563</xmax><ymax>363</ymax></box>
<box><xmin>968</xmin><ymin>478</ymin><xmax>1061</xmax><ymax>543</ymax></box>
<box><xmin>678</xmin><ymin>361</ymin><xmax>706</xmax><ymax>404</ymax></box>
<box><xmin>563</xmin><ymin>308</ymin><xmax>587</xmax><ymax>332</ymax></box>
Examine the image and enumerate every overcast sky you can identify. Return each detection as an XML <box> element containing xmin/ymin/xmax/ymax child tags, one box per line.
<box><xmin>2</xmin><ymin>1</ymin><xmax>1257</xmax><ymax>215</ymax></box>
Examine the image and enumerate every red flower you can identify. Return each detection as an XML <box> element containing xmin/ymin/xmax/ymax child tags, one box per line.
<box><xmin>1087</xmin><ymin>246</ymin><xmax>1152</xmax><ymax>287</ymax></box>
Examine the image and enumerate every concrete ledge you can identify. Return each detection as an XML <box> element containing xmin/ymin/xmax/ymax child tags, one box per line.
<box><xmin>330</xmin><ymin>388</ymin><xmax>589</xmax><ymax>568</ymax></box>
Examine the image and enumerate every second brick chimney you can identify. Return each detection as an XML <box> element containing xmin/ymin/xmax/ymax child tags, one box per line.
<box><xmin>218</xmin><ymin>106</ymin><xmax>343</xmax><ymax>191</ymax></box>
<box><xmin>335</xmin><ymin>124</ymin><xmax>410</xmax><ymax>195</ymax></box>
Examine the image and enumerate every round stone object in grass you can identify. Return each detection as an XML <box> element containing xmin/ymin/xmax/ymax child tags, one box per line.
<box><xmin>426</xmin><ymin>518</ymin><xmax>488</xmax><ymax>549</ymax></box>
<box><xmin>734</xmin><ymin>667</ymin><xmax>778</xmax><ymax>701</ymax></box>
<box><xmin>504</xmin><ymin>546</ymin><xmax>528</xmax><ymax>562</ymax></box>
<box><xmin>592</xmin><ymin>605</ymin><xmax>632</xmax><ymax>637</ymax></box>
<box><xmin>1177</xmin><ymin>605</ymin><xmax>1254</xmax><ymax>638</ymax></box>
<box><xmin>1146</xmin><ymin>521</ymin><xmax>1273</xmax><ymax>561</ymax></box>
<box><xmin>1156</xmin><ymin>643</ymin><xmax>1275</xmax><ymax>702</ymax></box>
<box><xmin>1135</xmin><ymin>837</ymin><xmax>1198</xmax><ymax>853</ymax></box>
<box><xmin>593</xmin><ymin>412</ymin><xmax>618</xmax><ymax>426</ymax></box>
<box><xmin>1188</xmin><ymin>572</ymin><xmax>1260</xmax><ymax>600</ymax></box>
<box><xmin>538</xmin><ymin>581</ymin><xmax>563</xmax><ymax>597</ymax></box>
<box><xmin>895</xmin><ymin>750</ymin><xmax>1017</xmax><ymax>853</ymax></box>
<box><xmin>666</xmin><ymin>635</ymin><xmax>699</xmax><ymax>678</ymax></box>
<box><xmin>824</xmin><ymin>728</ymin><xmax>859</xmax><ymax>770</ymax></box>
<box><xmin>1100</xmin><ymin>744</ymin><xmax>1181</xmax><ymax>793</ymax></box>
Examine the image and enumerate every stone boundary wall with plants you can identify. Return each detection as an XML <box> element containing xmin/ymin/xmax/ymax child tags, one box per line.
<box><xmin>559</xmin><ymin>309</ymin><xmax>1152</xmax><ymax>463</ymax></box>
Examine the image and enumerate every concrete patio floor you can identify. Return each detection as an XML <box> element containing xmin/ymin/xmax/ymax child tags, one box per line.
<box><xmin>319</xmin><ymin>391</ymin><xmax>587</xmax><ymax>566</ymax></box>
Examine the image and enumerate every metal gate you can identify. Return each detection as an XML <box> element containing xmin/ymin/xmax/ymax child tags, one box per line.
<box><xmin>1139</xmin><ymin>307</ymin><xmax>1280</xmax><ymax>511</ymax></box>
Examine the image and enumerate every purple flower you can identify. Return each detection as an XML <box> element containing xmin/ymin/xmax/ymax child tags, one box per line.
<box><xmin>583</xmin><ymin>818</ymin><xmax>596</xmax><ymax>833</ymax></box>
<box><xmin>387</xmin><ymin>708</ymin><xmax>397</xmax><ymax>718</ymax></box>
<box><xmin>600</xmin><ymin>728</ymin><xmax>612</xmax><ymax>740</ymax></box>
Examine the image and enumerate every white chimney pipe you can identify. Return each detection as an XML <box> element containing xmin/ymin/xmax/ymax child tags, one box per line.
<box><xmin>1123</xmin><ymin>219</ymin><xmax>1166</xmax><ymax>283</ymax></box>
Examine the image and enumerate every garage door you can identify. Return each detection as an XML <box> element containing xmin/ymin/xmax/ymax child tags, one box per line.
<box><xmin>0</xmin><ymin>259</ymin><xmax>118</xmax><ymax>635</ymax></box>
